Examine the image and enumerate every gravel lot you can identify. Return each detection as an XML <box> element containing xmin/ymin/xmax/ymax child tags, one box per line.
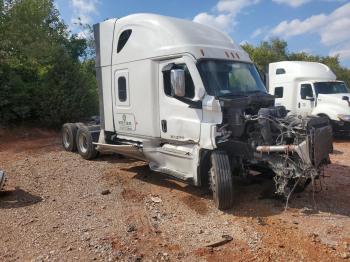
<box><xmin>0</xmin><ymin>128</ymin><xmax>350</xmax><ymax>261</ymax></box>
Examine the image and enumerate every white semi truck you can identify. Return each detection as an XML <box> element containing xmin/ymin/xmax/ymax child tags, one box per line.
<box><xmin>269</xmin><ymin>61</ymin><xmax>350</xmax><ymax>135</ymax></box>
<box><xmin>62</xmin><ymin>14</ymin><xmax>333</xmax><ymax>210</ymax></box>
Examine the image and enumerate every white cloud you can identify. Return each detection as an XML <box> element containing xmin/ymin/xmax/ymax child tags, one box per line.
<box><xmin>239</xmin><ymin>40</ymin><xmax>250</xmax><ymax>46</ymax></box>
<box><xmin>272</xmin><ymin>0</ymin><xmax>348</xmax><ymax>8</ymax></box>
<box><xmin>216</xmin><ymin>0</ymin><xmax>260</xmax><ymax>14</ymax></box>
<box><xmin>272</xmin><ymin>0</ymin><xmax>347</xmax><ymax>8</ymax></box>
<box><xmin>70</xmin><ymin>0</ymin><xmax>99</xmax><ymax>25</ymax></box>
<box><xmin>251</xmin><ymin>26</ymin><xmax>269</xmax><ymax>38</ymax></box>
<box><xmin>272</xmin><ymin>0</ymin><xmax>312</xmax><ymax>7</ymax></box>
<box><xmin>330</xmin><ymin>43</ymin><xmax>350</xmax><ymax>61</ymax></box>
<box><xmin>271</xmin><ymin>14</ymin><xmax>326</xmax><ymax>37</ymax></box>
<box><xmin>72</xmin><ymin>0</ymin><xmax>97</xmax><ymax>14</ymax></box>
<box><xmin>193</xmin><ymin>0</ymin><xmax>260</xmax><ymax>32</ymax></box>
<box><xmin>321</xmin><ymin>17</ymin><xmax>350</xmax><ymax>46</ymax></box>
<box><xmin>251</xmin><ymin>28</ymin><xmax>263</xmax><ymax>38</ymax></box>
<box><xmin>298</xmin><ymin>48</ymin><xmax>313</xmax><ymax>53</ymax></box>
<box><xmin>269</xmin><ymin>3</ymin><xmax>350</xmax><ymax>63</ymax></box>
<box><xmin>193</xmin><ymin>13</ymin><xmax>234</xmax><ymax>32</ymax></box>
<box><xmin>270</xmin><ymin>3</ymin><xmax>350</xmax><ymax>42</ymax></box>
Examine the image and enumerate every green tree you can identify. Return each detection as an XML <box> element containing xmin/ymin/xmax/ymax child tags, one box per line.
<box><xmin>0</xmin><ymin>0</ymin><xmax>98</xmax><ymax>126</ymax></box>
<box><xmin>241</xmin><ymin>38</ymin><xmax>288</xmax><ymax>73</ymax></box>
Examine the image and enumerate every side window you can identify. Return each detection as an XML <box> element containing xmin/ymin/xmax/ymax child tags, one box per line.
<box><xmin>274</xmin><ymin>86</ymin><xmax>283</xmax><ymax>98</ymax></box>
<box><xmin>114</xmin><ymin>70</ymin><xmax>129</xmax><ymax>106</ymax></box>
<box><xmin>300</xmin><ymin>84</ymin><xmax>313</xmax><ymax>99</ymax></box>
<box><xmin>276</xmin><ymin>68</ymin><xmax>286</xmax><ymax>75</ymax></box>
<box><xmin>117</xmin><ymin>29</ymin><xmax>132</xmax><ymax>53</ymax></box>
<box><xmin>163</xmin><ymin>64</ymin><xmax>195</xmax><ymax>99</ymax></box>
<box><xmin>118</xmin><ymin>77</ymin><xmax>127</xmax><ymax>102</ymax></box>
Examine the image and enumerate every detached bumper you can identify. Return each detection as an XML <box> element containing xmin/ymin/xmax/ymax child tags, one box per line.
<box><xmin>255</xmin><ymin>117</ymin><xmax>333</xmax><ymax>168</ymax></box>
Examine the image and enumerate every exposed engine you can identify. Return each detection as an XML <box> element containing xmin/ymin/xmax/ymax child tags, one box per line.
<box><xmin>216</xmin><ymin>95</ymin><xmax>333</xmax><ymax>198</ymax></box>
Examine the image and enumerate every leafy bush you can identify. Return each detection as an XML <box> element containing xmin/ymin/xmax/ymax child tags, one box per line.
<box><xmin>36</xmin><ymin>55</ymin><xmax>98</xmax><ymax>126</ymax></box>
<box><xmin>0</xmin><ymin>0</ymin><xmax>98</xmax><ymax>127</ymax></box>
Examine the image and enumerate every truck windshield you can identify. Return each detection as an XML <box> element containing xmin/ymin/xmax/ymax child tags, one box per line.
<box><xmin>197</xmin><ymin>60</ymin><xmax>267</xmax><ymax>97</ymax></box>
<box><xmin>314</xmin><ymin>82</ymin><xmax>349</xmax><ymax>95</ymax></box>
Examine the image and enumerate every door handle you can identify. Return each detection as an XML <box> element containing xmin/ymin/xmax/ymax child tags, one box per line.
<box><xmin>161</xmin><ymin>120</ymin><xmax>167</xmax><ymax>133</ymax></box>
<box><xmin>298</xmin><ymin>103</ymin><xmax>301</xmax><ymax>108</ymax></box>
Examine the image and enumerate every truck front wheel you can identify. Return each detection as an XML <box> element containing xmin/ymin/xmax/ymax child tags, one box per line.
<box><xmin>210</xmin><ymin>151</ymin><xmax>234</xmax><ymax>210</ymax></box>
<box><xmin>76</xmin><ymin>126</ymin><xmax>98</xmax><ymax>160</ymax></box>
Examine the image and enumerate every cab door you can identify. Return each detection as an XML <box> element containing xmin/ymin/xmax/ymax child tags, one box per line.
<box><xmin>297</xmin><ymin>82</ymin><xmax>315</xmax><ymax>117</ymax></box>
<box><xmin>112</xmin><ymin>69</ymin><xmax>136</xmax><ymax>133</ymax></box>
<box><xmin>158</xmin><ymin>57</ymin><xmax>202</xmax><ymax>142</ymax></box>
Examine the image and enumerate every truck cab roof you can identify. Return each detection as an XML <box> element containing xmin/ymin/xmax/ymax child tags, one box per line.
<box><xmin>94</xmin><ymin>13</ymin><xmax>251</xmax><ymax>67</ymax></box>
<box><xmin>269</xmin><ymin>61</ymin><xmax>337</xmax><ymax>83</ymax></box>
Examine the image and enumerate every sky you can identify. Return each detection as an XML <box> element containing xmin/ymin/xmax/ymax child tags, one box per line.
<box><xmin>55</xmin><ymin>0</ymin><xmax>350</xmax><ymax>67</ymax></box>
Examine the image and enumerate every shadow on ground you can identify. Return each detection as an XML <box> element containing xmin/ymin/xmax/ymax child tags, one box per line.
<box><xmin>95</xmin><ymin>154</ymin><xmax>139</xmax><ymax>165</ymax></box>
<box><xmin>332</xmin><ymin>149</ymin><xmax>343</xmax><ymax>155</ymax></box>
<box><xmin>127</xmin><ymin>164</ymin><xmax>211</xmax><ymax>199</ymax></box>
<box><xmin>0</xmin><ymin>187</ymin><xmax>42</xmax><ymax>209</ymax></box>
<box><xmin>122</xmin><ymin>163</ymin><xmax>350</xmax><ymax>218</ymax></box>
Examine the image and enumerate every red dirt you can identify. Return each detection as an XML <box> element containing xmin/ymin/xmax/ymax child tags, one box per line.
<box><xmin>0</xmin><ymin>128</ymin><xmax>349</xmax><ymax>261</ymax></box>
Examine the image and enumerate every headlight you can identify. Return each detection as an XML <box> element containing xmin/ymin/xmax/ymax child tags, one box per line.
<box><xmin>337</xmin><ymin>114</ymin><xmax>350</xmax><ymax>122</ymax></box>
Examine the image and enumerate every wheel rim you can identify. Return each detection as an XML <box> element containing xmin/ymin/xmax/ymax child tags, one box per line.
<box><xmin>78</xmin><ymin>134</ymin><xmax>88</xmax><ymax>154</ymax></box>
<box><xmin>63</xmin><ymin>129</ymin><xmax>71</xmax><ymax>148</ymax></box>
<box><xmin>0</xmin><ymin>171</ymin><xmax>5</xmax><ymax>189</ymax></box>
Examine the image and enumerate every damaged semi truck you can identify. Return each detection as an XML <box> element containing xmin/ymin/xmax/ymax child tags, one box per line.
<box><xmin>62</xmin><ymin>14</ymin><xmax>333</xmax><ymax>210</ymax></box>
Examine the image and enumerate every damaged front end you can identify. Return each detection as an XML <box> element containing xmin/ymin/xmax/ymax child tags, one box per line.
<box><xmin>216</xmin><ymin>94</ymin><xmax>333</xmax><ymax>198</ymax></box>
<box><xmin>255</xmin><ymin>115</ymin><xmax>332</xmax><ymax>196</ymax></box>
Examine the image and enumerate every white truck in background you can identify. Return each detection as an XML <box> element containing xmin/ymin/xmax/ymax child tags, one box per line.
<box><xmin>269</xmin><ymin>61</ymin><xmax>350</xmax><ymax>135</ymax></box>
<box><xmin>62</xmin><ymin>14</ymin><xmax>333</xmax><ymax>210</ymax></box>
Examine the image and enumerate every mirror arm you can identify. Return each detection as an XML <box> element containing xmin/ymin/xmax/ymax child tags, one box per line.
<box><xmin>162</xmin><ymin>63</ymin><xmax>175</xmax><ymax>72</ymax></box>
<box><xmin>175</xmin><ymin>96</ymin><xmax>202</xmax><ymax>109</ymax></box>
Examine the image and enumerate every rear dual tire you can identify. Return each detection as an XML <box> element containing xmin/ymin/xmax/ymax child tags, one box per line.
<box><xmin>0</xmin><ymin>170</ymin><xmax>5</xmax><ymax>190</ymax></box>
<box><xmin>62</xmin><ymin>123</ymin><xmax>78</xmax><ymax>152</ymax></box>
<box><xmin>62</xmin><ymin>123</ymin><xmax>98</xmax><ymax>160</ymax></box>
<box><xmin>210</xmin><ymin>151</ymin><xmax>234</xmax><ymax>210</ymax></box>
<box><xmin>76</xmin><ymin>126</ymin><xmax>98</xmax><ymax>160</ymax></box>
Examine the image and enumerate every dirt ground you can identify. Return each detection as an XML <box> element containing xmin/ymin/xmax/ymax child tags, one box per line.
<box><xmin>0</xmin><ymin>127</ymin><xmax>350</xmax><ymax>262</ymax></box>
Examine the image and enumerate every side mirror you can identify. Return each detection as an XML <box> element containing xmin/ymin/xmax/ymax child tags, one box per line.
<box><xmin>170</xmin><ymin>69</ymin><xmax>185</xmax><ymax>97</ymax></box>
<box><xmin>342</xmin><ymin>96</ymin><xmax>349</xmax><ymax>101</ymax></box>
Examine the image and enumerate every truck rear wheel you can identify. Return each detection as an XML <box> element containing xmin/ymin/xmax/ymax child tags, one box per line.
<box><xmin>0</xmin><ymin>170</ymin><xmax>5</xmax><ymax>190</ymax></box>
<box><xmin>76</xmin><ymin>126</ymin><xmax>98</xmax><ymax>160</ymax></box>
<box><xmin>62</xmin><ymin>123</ymin><xmax>78</xmax><ymax>152</ymax></box>
<box><xmin>210</xmin><ymin>151</ymin><xmax>234</xmax><ymax>210</ymax></box>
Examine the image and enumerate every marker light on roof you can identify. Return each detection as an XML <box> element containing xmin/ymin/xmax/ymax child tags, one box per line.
<box><xmin>200</xmin><ymin>49</ymin><xmax>205</xmax><ymax>56</ymax></box>
<box><xmin>225</xmin><ymin>51</ymin><xmax>230</xmax><ymax>58</ymax></box>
